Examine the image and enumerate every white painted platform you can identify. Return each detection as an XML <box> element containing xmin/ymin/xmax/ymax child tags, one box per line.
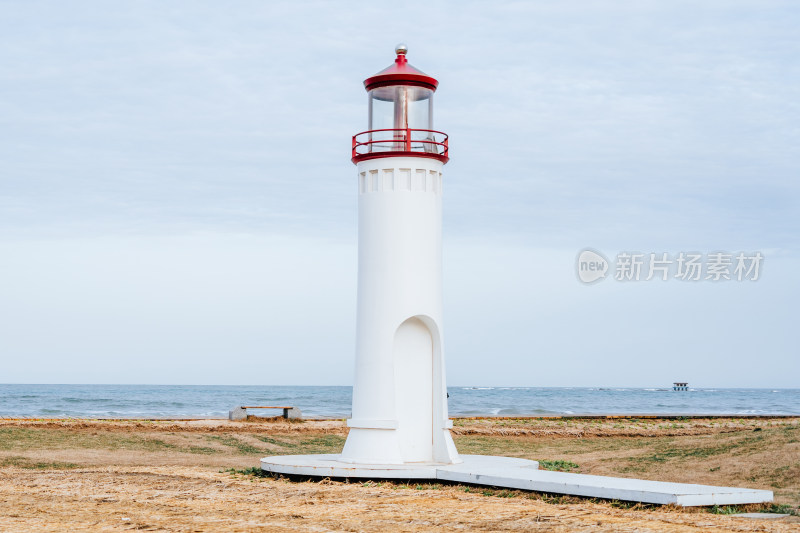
<box><xmin>261</xmin><ymin>454</ymin><xmax>773</xmax><ymax>507</ymax></box>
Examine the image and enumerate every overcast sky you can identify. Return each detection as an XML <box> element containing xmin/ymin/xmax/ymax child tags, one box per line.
<box><xmin>1</xmin><ymin>1</ymin><xmax>797</xmax><ymax>387</ymax></box>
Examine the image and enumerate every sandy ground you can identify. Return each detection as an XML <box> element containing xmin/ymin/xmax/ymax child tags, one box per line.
<box><xmin>0</xmin><ymin>417</ymin><xmax>798</xmax><ymax>532</ymax></box>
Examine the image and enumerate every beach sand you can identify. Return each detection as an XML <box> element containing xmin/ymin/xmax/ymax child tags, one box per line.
<box><xmin>0</xmin><ymin>417</ymin><xmax>797</xmax><ymax>531</ymax></box>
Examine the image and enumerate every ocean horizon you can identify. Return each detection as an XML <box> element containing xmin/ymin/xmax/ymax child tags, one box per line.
<box><xmin>1</xmin><ymin>384</ymin><xmax>798</xmax><ymax>419</ymax></box>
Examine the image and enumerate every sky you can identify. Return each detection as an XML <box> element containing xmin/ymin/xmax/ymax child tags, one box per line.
<box><xmin>1</xmin><ymin>1</ymin><xmax>798</xmax><ymax>387</ymax></box>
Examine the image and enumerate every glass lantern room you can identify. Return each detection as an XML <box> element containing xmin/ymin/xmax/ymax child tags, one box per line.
<box><xmin>352</xmin><ymin>45</ymin><xmax>449</xmax><ymax>163</ymax></box>
<box><xmin>368</xmin><ymin>85</ymin><xmax>433</xmax><ymax>132</ymax></box>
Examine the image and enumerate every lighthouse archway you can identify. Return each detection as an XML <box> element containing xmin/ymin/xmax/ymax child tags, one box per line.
<box><xmin>392</xmin><ymin>316</ymin><xmax>435</xmax><ymax>463</ymax></box>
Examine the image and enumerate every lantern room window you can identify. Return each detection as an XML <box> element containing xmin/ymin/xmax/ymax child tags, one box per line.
<box><xmin>368</xmin><ymin>86</ymin><xmax>433</xmax><ymax>132</ymax></box>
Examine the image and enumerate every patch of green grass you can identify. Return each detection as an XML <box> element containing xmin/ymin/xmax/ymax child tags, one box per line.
<box><xmin>256</xmin><ymin>436</ymin><xmax>285</xmax><ymax>446</ymax></box>
<box><xmin>207</xmin><ymin>435</ymin><xmax>264</xmax><ymax>455</ymax></box>
<box><xmin>762</xmin><ymin>464</ymin><xmax>800</xmax><ymax>489</ymax></box>
<box><xmin>210</xmin><ymin>434</ymin><xmax>346</xmax><ymax>456</ymax></box>
<box><xmin>136</xmin><ymin>438</ymin><xmax>179</xmax><ymax>452</ymax></box>
<box><xmin>709</xmin><ymin>504</ymin><xmax>742</xmax><ymax>515</ymax></box>
<box><xmin>185</xmin><ymin>445</ymin><xmax>221</xmax><ymax>455</ymax></box>
<box><xmin>561</xmin><ymin>436</ymin><xmax>653</xmax><ymax>455</ymax></box>
<box><xmin>388</xmin><ymin>482</ymin><xmax>440</xmax><ymax>491</ymax></box>
<box><xmin>277</xmin><ymin>435</ymin><xmax>345</xmax><ymax>454</ymax></box>
<box><xmin>540</xmin><ymin>494</ymin><xmax>585</xmax><ymax>505</ymax></box>
<box><xmin>453</xmin><ymin>435</ymin><xmax>541</xmax><ymax>457</ymax></box>
<box><xmin>452</xmin><ymin>485</ymin><xmax>528</xmax><ymax>499</ymax></box>
<box><xmin>222</xmin><ymin>466</ymin><xmax>270</xmax><ymax>478</ymax></box>
<box><xmin>762</xmin><ymin>503</ymin><xmax>798</xmax><ymax>516</ymax></box>
<box><xmin>392</xmin><ymin>482</ymin><xmax>522</xmax><ymax>498</ymax></box>
<box><xmin>293</xmin><ymin>435</ymin><xmax>346</xmax><ymax>453</ymax></box>
<box><xmin>0</xmin><ymin>455</ymin><xmax>80</xmax><ymax>469</ymax></box>
<box><xmin>253</xmin><ymin>434</ymin><xmax>345</xmax><ymax>455</ymax></box>
<box><xmin>0</xmin><ymin>427</ymin><xmax>221</xmax><ymax>455</ymax></box>
<box><xmin>539</xmin><ymin>459</ymin><xmax>579</xmax><ymax>472</ymax></box>
<box><xmin>620</xmin><ymin>432</ymin><xmax>773</xmax><ymax>473</ymax></box>
<box><xmin>0</xmin><ymin>427</ymin><xmax>100</xmax><ymax>450</ymax></box>
<box><xmin>707</xmin><ymin>502</ymin><xmax>799</xmax><ymax>516</ymax></box>
<box><xmin>609</xmin><ymin>500</ymin><xmax>659</xmax><ymax>510</ymax></box>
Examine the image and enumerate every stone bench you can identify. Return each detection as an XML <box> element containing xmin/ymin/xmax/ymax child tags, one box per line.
<box><xmin>229</xmin><ymin>405</ymin><xmax>302</xmax><ymax>420</ymax></box>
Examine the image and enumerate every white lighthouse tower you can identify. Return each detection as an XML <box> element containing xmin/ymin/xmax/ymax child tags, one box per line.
<box><xmin>340</xmin><ymin>44</ymin><xmax>459</xmax><ymax>465</ymax></box>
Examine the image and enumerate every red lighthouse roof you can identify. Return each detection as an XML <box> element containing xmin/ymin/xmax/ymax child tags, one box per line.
<box><xmin>363</xmin><ymin>44</ymin><xmax>438</xmax><ymax>91</ymax></box>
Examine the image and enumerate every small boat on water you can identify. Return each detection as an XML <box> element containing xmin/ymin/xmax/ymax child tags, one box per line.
<box><xmin>673</xmin><ymin>382</ymin><xmax>689</xmax><ymax>391</ymax></box>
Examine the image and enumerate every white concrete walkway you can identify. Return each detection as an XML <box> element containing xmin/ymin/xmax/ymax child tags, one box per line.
<box><xmin>261</xmin><ymin>454</ymin><xmax>773</xmax><ymax>507</ymax></box>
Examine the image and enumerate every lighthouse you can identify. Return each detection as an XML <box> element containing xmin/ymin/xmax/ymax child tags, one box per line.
<box><xmin>340</xmin><ymin>44</ymin><xmax>460</xmax><ymax>465</ymax></box>
<box><xmin>259</xmin><ymin>49</ymin><xmax>774</xmax><ymax>509</ymax></box>
<box><xmin>258</xmin><ymin>45</ymin><xmax>776</xmax><ymax>507</ymax></box>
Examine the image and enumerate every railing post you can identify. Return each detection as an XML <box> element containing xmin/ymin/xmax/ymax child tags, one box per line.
<box><xmin>405</xmin><ymin>128</ymin><xmax>411</xmax><ymax>152</ymax></box>
<box><xmin>352</xmin><ymin>135</ymin><xmax>357</xmax><ymax>158</ymax></box>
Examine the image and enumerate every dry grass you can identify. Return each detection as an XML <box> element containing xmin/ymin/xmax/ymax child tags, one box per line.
<box><xmin>0</xmin><ymin>417</ymin><xmax>797</xmax><ymax>532</ymax></box>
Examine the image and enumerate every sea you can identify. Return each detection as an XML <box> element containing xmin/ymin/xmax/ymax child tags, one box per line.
<box><xmin>1</xmin><ymin>385</ymin><xmax>798</xmax><ymax>419</ymax></box>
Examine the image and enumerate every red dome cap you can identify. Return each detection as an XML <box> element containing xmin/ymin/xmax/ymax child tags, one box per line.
<box><xmin>363</xmin><ymin>44</ymin><xmax>438</xmax><ymax>91</ymax></box>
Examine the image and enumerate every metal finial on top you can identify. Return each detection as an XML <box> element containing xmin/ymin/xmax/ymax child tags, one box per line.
<box><xmin>395</xmin><ymin>43</ymin><xmax>408</xmax><ymax>55</ymax></box>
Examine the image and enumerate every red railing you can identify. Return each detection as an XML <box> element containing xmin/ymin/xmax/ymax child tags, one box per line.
<box><xmin>352</xmin><ymin>128</ymin><xmax>449</xmax><ymax>163</ymax></box>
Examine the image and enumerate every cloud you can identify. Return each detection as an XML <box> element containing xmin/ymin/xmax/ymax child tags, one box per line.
<box><xmin>1</xmin><ymin>1</ymin><xmax>797</xmax><ymax>247</ymax></box>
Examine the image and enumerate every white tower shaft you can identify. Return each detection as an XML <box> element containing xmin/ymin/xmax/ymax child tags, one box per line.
<box><xmin>340</xmin><ymin>156</ymin><xmax>460</xmax><ymax>465</ymax></box>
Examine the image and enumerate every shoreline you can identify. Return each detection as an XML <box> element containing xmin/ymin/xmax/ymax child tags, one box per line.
<box><xmin>2</xmin><ymin>413</ymin><xmax>799</xmax><ymax>422</ymax></box>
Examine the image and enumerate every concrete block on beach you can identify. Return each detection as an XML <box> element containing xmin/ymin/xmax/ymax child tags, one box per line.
<box><xmin>285</xmin><ymin>407</ymin><xmax>302</xmax><ymax>419</ymax></box>
<box><xmin>228</xmin><ymin>407</ymin><xmax>247</xmax><ymax>420</ymax></box>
